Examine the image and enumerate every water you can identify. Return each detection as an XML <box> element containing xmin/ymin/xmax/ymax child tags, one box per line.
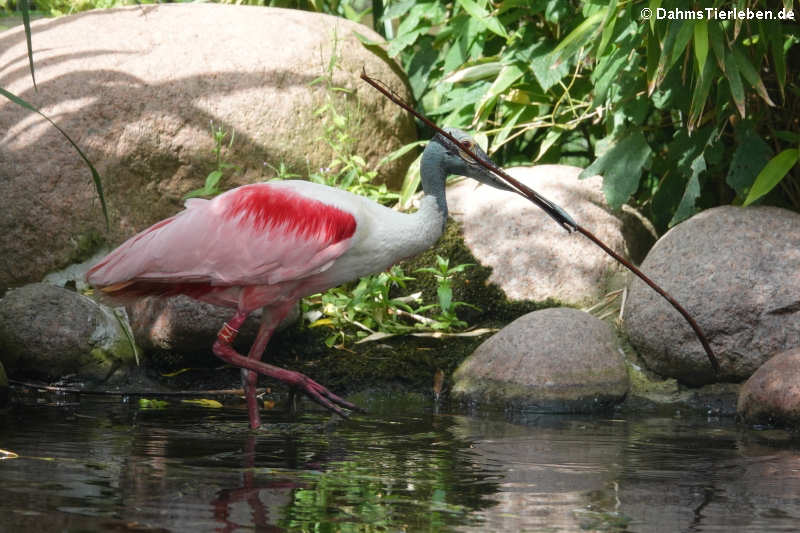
<box><xmin>1</xmin><ymin>394</ymin><xmax>799</xmax><ymax>532</ymax></box>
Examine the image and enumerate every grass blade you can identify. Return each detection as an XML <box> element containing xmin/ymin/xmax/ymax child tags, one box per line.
<box><xmin>0</xmin><ymin>87</ymin><xmax>109</xmax><ymax>228</ymax></box>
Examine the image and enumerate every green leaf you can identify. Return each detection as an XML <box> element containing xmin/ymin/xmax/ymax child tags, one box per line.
<box><xmin>0</xmin><ymin>87</ymin><xmax>108</xmax><ymax>229</ymax></box>
<box><xmin>20</xmin><ymin>0</ymin><xmax>36</xmax><ymax>89</ymax></box>
<box><xmin>688</xmin><ymin>52</ymin><xmax>714</xmax><ymax>130</ymax></box>
<box><xmin>456</xmin><ymin>0</ymin><xmax>508</xmax><ymax>38</ymax></box>
<box><xmin>742</xmin><ymin>149</ymin><xmax>799</xmax><ymax>206</ymax></box>
<box><xmin>475</xmin><ymin>63</ymin><xmax>524</xmax><ymax>120</ymax></box>
<box><xmin>353</xmin><ymin>31</ymin><xmax>409</xmax><ymax>86</ymax></box>
<box><xmin>669</xmin><ymin>154</ymin><xmax>705</xmax><ymax>226</ymax></box>
<box><xmin>694</xmin><ymin>20</ymin><xmax>709</xmax><ymax>74</ymax></box>
<box><xmin>535</xmin><ymin>128</ymin><xmax>563</xmax><ymax>162</ymax></box>
<box><xmin>723</xmin><ymin>51</ymin><xmax>745</xmax><ymax>118</ymax></box>
<box><xmin>551</xmin><ymin>9</ymin><xmax>606</xmax><ymax>58</ymax></box>
<box><xmin>595</xmin><ymin>2</ymin><xmax>618</xmax><ymax>59</ymax></box>
<box><xmin>579</xmin><ymin>132</ymin><xmax>652</xmax><ymax>209</ymax></box>
<box><xmin>443</xmin><ymin>61</ymin><xmax>503</xmax><ymax>83</ymax></box>
<box><xmin>646</xmin><ymin>27</ymin><xmax>659</xmax><ymax>95</ymax></box>
<box><xmin>726</xmin><ymin>122</ymin><xmax>773</xmax><ymax>196</ymax></box>
<box><xmin>732</xmin><ymin>47</ymin><xmax>775</xmax><ymax>107</ymax></box>
<box><xmin>437</xmin><ymin>283</ymin><xmax>453</xmax><ymax>314</ymax></box>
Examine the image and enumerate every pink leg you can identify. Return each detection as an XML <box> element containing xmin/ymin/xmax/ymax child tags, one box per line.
<box><xmin>241</xmin><ymin>303</ymin><xmax>295</xmax><ymax>429</ymax></box>
<box><xmin>212</xmin><ymin>308</ymin><xmax>361</xmax><ymax>429</ymax></box>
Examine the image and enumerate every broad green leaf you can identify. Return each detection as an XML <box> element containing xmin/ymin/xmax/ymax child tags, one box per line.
<box><xmin>694</xmin><ymin>20</ymin><xmax>708</xmax><ymax>73</ymax></box>
<box><xmin>0</xmin><ymin>87</ymin><xmax>108</xmax><ymax>228</ymax></box>
<box><xmin>670</xmin><ymin>21</ymin><xmax>693</xmax><ymax>69</ymax></box>
<box><xmin>723</xmin><ymin>51</ymin><xmax>745</xmax><ymax>118</ymax></box>
<box><xmin>648</xmin><ymin>0</ymin><xmax>662</xmax><ymax>33</ymax></box>
<box><xmin>743</xmin><ymin>149</ymin><xmax>799</xmax><ymax>206</ymax></box>
<box><xmin>376</xmin><ymin>140</ymin><xmax>426</xmax><ymax>169</ymax></box>
<box><xmin>726</xmin><ymin>122</ymin><xmax>773</xmax><ymax>196</ymax></box>
<box><xmin>669</xmin><ymin>154</ymin><xmax>705</xmax><ymax>226</ymax></box>
<box><xmin>733</xmin><ymin>47</ymin><xmax>775</xmax><ymax>106</ymax></box>
<box><xmin>475</xmin><ymin>63</ymin><xmax>524</xmax><ymax>120</ymax></box>
<box><xmin>596</xmin><ymin>2</ymin><xmax>618</xmax><ymax>59</ymax></box>
<box><xmin>353</xmin><ymin>31</ymin><xmax>409</xmax><ymax>86</ymax></box>
<box><xmin>456</xmin><ymin>0</ymin><xmax>508</xmax><ymax>38</ymax></box>
<box><xmin>535</xmin><ymin>128</ymin><xmax>563</xmax><ymax>162</ymax></box>
<box><xmin>551</xmin><ymin>9</ymin><xmax>606</xmax><ymax>58</ymax></box>
<box><xmin>443</xmin><ymin>61</ymin><xmax>503</xmax><ymax>83</ymax></box>
<box><xmin>579</xmin><ymin>132</ymin><xmax>652</xmax><ymax>209</ymax></box>
<box><xmin>529</xmin><ymin>42</ymin><xmax>570</xmax><ymax>91</ymax></box>
<box><xmin>381</xmin><ymin>0</ymin><xmax>415</xmax><ymax>19</ymax></box>
<box><xmin>708</xmin><ymin>22</ymin><xmax>726</xmax><ymax>71</ymax></box>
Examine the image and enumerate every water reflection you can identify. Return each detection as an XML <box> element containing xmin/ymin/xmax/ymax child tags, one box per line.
<box><xmin>1</xmin><ymin>395</ymin><xmax>799</xmax><ymax>531</ymax></box>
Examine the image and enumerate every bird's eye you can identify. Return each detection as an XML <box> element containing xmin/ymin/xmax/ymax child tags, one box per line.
<box><xmin>457</xmin><ymin>140</ymin><xmax>477</xmax><ymax>162</ymax></box>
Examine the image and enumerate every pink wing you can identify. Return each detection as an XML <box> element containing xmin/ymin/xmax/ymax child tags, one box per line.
<box><xmin>87</xmin><ymin>182</ymin><xmax>357</xmax><ymax>291</ymax></box>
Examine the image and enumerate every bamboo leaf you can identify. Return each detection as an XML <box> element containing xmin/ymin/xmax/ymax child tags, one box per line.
<box><xmin>743</xmin><ymin>149</ymin><xmax>799</xmax><ymax>206</ymax></box>
<box><xmin>723</xmin><ymin>51</ymin><xmax>746</xmax><ymax>118</ymax></box>
<box><xmin>732</xmin><ymin>47</ymin><xmax>775</xmax><ymax>106</ymax></box>
<box><xmin>353</xmin><ymin>31</ymin><xmax>409</xmax><ymax>86</ymax></box>
<box><xmin>694</xmin><ymin>20</ymin><xmax>708</xmax><ymax>74</ymax></box>
<box><xmin>0</xmin><ymin>87</ymin><xmax>108</xmax><ymax>228</ymax></box>
<box><xmin>475</xmin><ymin>63</ymin><xmax>523</xmax><ymax>120</ymax></box>
<box><xmin>551</xmin><ymin>9</ymin><xmax>606</xmax><ymax>57</ymax></box>
<box><xmin>688</xmin><ymin>53</ymin><xmax>714</xmax><ymax>131</ymax></box>
<box><xmin>443</xmin><ymin>61</ymin><xmax>503</xmax><ymax>83</ymax></box>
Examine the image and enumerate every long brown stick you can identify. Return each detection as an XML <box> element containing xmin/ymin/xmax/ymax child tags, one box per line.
<box><xmin>361</xmin><ymin>69</ymin><xmax>719</xmax><ymax>372</ymax></box>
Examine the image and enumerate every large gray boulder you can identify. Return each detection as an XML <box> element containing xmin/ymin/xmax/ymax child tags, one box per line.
<box><xmin>446</xmin><ymin>165</ymin><xmax>654</xmax><ymax>306</ymax></box>
<box><xmin>0</xmin><ymin>283</ymin><xmax>137</xmax><ymax>383</ymax></box>
<box><xmin>624</xmin><ymin>206</ymin><xmax>800</xmax><ymax>386</ymax></box>
<box><xmin>737</xmin><ymin>347</ymin><xmax>800</xmax><ymax>428</ymax></box>
<box><xmin>452</xmin><ymin>307</ymin><xmax>629</xmax><ymax>413</ymax></box>
<box><xmin>0</xmin><ymin>4</ymin><xmax>415</xmax><ymax>293</ymax></box>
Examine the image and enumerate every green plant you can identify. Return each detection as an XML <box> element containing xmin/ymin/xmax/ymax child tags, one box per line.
<box><xmin>304</xmin><ymin>257</ymin><xmax>481</xmax><ymax>347</ymax></box>
<box><xmin>414</xmin><ymin>255</ymin><xmax>478</xmax><ymax>329</ymax></box>
<box><xmin>183</xmin><ymin>122</ymin><xmax>240</xmax><ymax>200</ymax></box>
<box><xmin>306</xmin><ymin>29</ymin><xmax>401</xmax><ymax>205</ymax></box>
<box><xmin>376</xmin><ymin>0</ymin><xmax>799</xmax><ymax>232</ymax></box>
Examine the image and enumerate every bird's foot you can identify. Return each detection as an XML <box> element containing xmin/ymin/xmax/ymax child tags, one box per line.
<box><xmin>284</xmin><ymin>371</ymin><xmax>364</xmax><ymax>418</ymax></box>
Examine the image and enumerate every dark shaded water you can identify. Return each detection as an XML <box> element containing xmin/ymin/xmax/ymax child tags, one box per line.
<box><xmin>1</xmin><ymin>394</ymin><xmax>799</xmax><ymax>532</ymax></box>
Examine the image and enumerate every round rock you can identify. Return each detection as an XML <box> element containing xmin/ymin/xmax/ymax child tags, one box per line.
<box><xmin>737</xmin><ymin>347</ymin><xmax>800</xmax><ymax>427</ymax></box>
<box><xmin>0</xmin><ymin>4</ymin><xmax>415</xmax><ymax>292</ymax></box>
<box><xmin>446</xmin><ymin>165</ymin><xmax>654</xmax><ymax>306</ymax></box>
<box><xmin>623</xmin><ymin>206</ymin><xmax>800</xmax><ymax>385</ymax></box>
<box><xmin>126</xmin><ymin>295</ymin><xmax>298</xmax><ymax>364</ymax></box>
<box><xmin>452</xmin><ymin>307</ymin><xmax>629</xmax><ymax>413</ymax></box>
<box><xmin>0</xmin><ymin>284</ymin><xmax>137</xmax><ymax>383</ymax></box>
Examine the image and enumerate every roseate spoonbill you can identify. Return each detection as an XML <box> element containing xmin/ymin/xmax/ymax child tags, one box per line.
<box><xmin>87</xmin><ymin>129</ymin><xmax>569</xmax><ymax>429</ymax></box>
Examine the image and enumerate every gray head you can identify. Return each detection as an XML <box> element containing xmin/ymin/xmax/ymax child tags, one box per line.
<box><xmin>421</xmin><ymin>128</ymin><xmax>515</xmax><ymax>193</ymax></box>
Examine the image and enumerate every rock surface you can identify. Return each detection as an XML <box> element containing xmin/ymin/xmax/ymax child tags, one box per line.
<box><xmin>737</xmin><ymin>347</ymin><xmax>800</xmax><ymax>427</ymax></box>
<box><xmin>452</xmin><ymin>307</ymin><xmax>629</xmax><ymax>413</ymax></box>
<box><xmin>446</xmin><ymin>165</ymin><xmax>654</xmax><ymax>306</ymax></box>
<box><xmin>126</xmin><ymin>295</ymin><xmax>298</xmax><ymax>363</ymax></box>
<box><xmin>0</xmin><ymin>283</ymin><xmax>137</xmax><ymax>382</ymax></box>
<box><xmin>0</xmin><ymin>4</ymin><xmax>415</xmax><ymax>293</ymax></box>
<box><xmin>623</xmin><ymin>206</ymin><xmax>800</xmax><ymax>386</ymax></box>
